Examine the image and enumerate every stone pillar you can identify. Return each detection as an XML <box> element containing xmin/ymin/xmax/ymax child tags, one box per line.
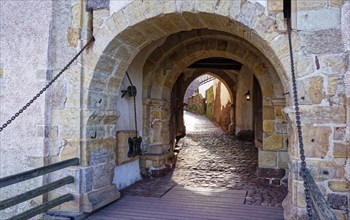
<box><xmin>258</xmin><ymin>98</ymin><xmax>288</xmax><ymax>186</ymax></box>
<box><xmin>140</xmin><ymin>99</ymin><xmax>175</xmax><ymax>177</ymax></box>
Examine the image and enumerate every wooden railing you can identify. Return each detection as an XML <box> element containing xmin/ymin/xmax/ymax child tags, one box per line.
<box><xmin>304</xmin><ymin>169</ymin><xmax>338</xmax><ymax>220</ymax></box>
<box><xmin>0</xmin><ymin>158</ymin><xmax>79</xmax><ymax>220</ymax></box>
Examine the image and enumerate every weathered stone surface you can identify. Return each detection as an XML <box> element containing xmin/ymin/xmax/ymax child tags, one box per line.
<box><xmin>334</xmin><ymin>127</ymin><xmax>346</xmax><ymax>141</ymax></box>
<box><xmin>333</xmin><ymin>142</ymin><xmax>350</xmax><ymax>158</ymax></box>
<box><xmin>82</xmin><ymin>185</ymin><xmax>120</xmax><ymax>213</ymax></box>
<box><xmin>278</xmin><ymin>151</ymin><xmax>288</xmax><ymax>168</ymax></box>
<box><xmin>328</xmin><ymin>76</ymin><xmax>343</xmax><ymax>96</ymax></box>
<box><xmin>296</xmin><ymin>0</ymin><xmax>327</xmax><ymax>10</ymax></box>
<box><xmin>263</xmin><ymin>120</ymin><xmax>274</xmax><ymax>133</ymax></box>
<box><xmin>0</xmin><ymin>67</ymin><xmax>3</xmax><ymax>78</ymax></box>
<box><xmin>257</xmin><ymin>168</ymin><xmax>286</xmax><ymax>178</ymax></box>
<box><xmin>346</xmin><ymin>158</ymin><xmax>350</xmax><ymax>181</ymax></box>
<box><xmin>320</xmin><ymin>54</ymin><xmax>348</xmax><ymax>75</ymax></box>
<box><xmin>92</xmin><ymin>162</ymin><xmax>115</xmax><ymax>190</ymax></box>
<box><xmin>291</xmin><ymin>180</ymin><xmax>307</xmax><ymax>207</ymax></box>
<box><xmin>302</xmin><ymin>125</ymin><xmax>331</xmax><ymax>158</ymax></box>
<box><xmin>290</xmin><ymin>160</ymin><xmax>345</xmax><ymax>182</ymax></box>
<box><xmin>267</xmin><ymin>0</ymin><xmax>283</xmax><ymax>12</ymax></box>
<box><xmin>296</xmin><ymin>8</ymin><xmax>341</xmax><ymax>31</ymax></box>
<box><xmin>298</xmin><ymin>76</ymin><xmax>324</xmax><ymax>104</ymax></box>
<box><xmin>67</xmin><ymin>28</ymin><xmax>79</xmax><ymax>47</ymax></box>
<box><xmin>263</xmin><ymin>134</ymin><xmax>283</xmax><ymax>150</ymax></box>
<box><xmin>86</xmin><ymin>0</ymin><xmax>110</xmax><ymax>10</ymax></box>
<box><xmin>59</xmin><ymin>140</ymin><xmax>79</xmax><ymax>160</ymax></box>
<box><xmin>300</xmin><ymin>28</ymin><xmax>344</xmax><ymax>54</ymax></box>
<box><xmin>259</xmin><ymin>150</ymin><xmax>277</xmax><ymax>168</ymax></box>
<box><xmin>296</xmin><ymin>106</ymin><xmax>346</xmax><ymax>124</ymax></box>
<box><xmin>330</xmin><ymin>0</ymin><xmax>344</xmax><ymax>7</ymax></box>
<box><xmin>81</xmin><ymin>167</ymin><xmax>93</xmax><ymax>193</ymax></box>
<box><xmin>327</xmin><ymin>193</ymin><xmax>348</xmax><ymax>210</ymax></box>
<box><xmin>52</xmin><ymin>110</ymin><xmax>80</xmax><ymax>125</ymax></box>
<box><xmin>328</xmin><ymin>181</ymin><xmax>350</xmax><ymax>192</ymax></box>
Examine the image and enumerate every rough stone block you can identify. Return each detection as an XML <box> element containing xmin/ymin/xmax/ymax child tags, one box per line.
<box><xmin>300</xmin><ymin>28</ymin><xmax>344</xmax><ymax>54</ymax></box>
<box><xmin>296</xmin><ymin>106</ymin><xmax>346</xmax><ymax>124</ymax></box>
<box><xmin>333</xmin><ymin>142</ymin><xmax>350</xmax><ymax>158</ymax></box>
<box><xmin>320</xmin><ymin>54</ymin><xmax>348</xmax><ymax>75</ymax></box>
<box><xmin>290</xmin><ymin>160</ymin><xmax>345</xmax><ymax>182</ymax></box>
<box><xmin>292</xmin><ymin>180</ymin><xmax>307</xmax><ymax>208</ymax></box>
<box><xmin>263</xmin><ymin>134</ymin><xmax>283</xmax><ymax>150</ymax></box>
<box><xmin>86</xmin><ymin>0</ymin><xmax>109</xmax><ymax>10</ymax></box>
<box><xmin>258</xmin><ymin>150</ymin><xmax>277</xmax><ymax>168</ymax></box>
<box><xmin>328</xmin><ymin>181</ymin><xmax>350</xmax><ymax>192</ymax></box>
<box><xmin>67</xmin><ymin>28</ymin><xmax>79</xmax><ymax>47</ymax></box>
<box><xmin>296</xmin><ymin>8</ymin><xmax>341</xmax><ymax>31</ymax></box>
<box><xmin>297</xmin><ymin>76</ymin><xmax>324</xmax><ymax>104</ymax></box>
<box><xmin>328</xmin><ymin>76</ymin><xmax>343</xmax><ymax>96</ymax></box>
<box><xmin>140</xmin><ymin>152</ymin><xmax>176</xmax><ymax>177</ymax></box>
<box><xmin>82</xmin><ymin>185</ymin><xmax>120</xmax><ymax>213</ymax></box>
<box><xmin>92</xmin><ymin>161</ymin><xmax>115</xmax><ymax>190</ymax></box>
<box><xmin>302</xmin><ymin>125</ymin><xmax>331</xmax><ymax>158</ymax></box>
<box><xmin>334</xmin><ymin>127</ymin><xmax>346</xmax><ymax>141</ymax></box>
<box><xmin>278</xmin><ymin>151</ymin><xmax>289</xmax><ymax>168</ymax></box>
<box><xmin>81</xmin><ymin>167</ymin><xmax>93</xmax><ymax>193</ymax></box>
<box><xmin>71</xmin><ymin>3</ymin><xmax>81</xmax><ymax>28</ymax></box>
<box><xmin>257</xmin><ymin>167</ymin><xmax>286</xmax><ymax>178</ymax></box>
<box><xmin>52</xmin><ymin>110</ymin><xmax>80</xmax><ymax>126</ymax></box>
<box><xmin>145</xmin><ymin>144</ymin><xmax>172</xmax><ymax>154</ymax></box>
<box><xmin>59</xmin><ymin>140</ymin><xmax>79</xmax><ymax>161</ymax></box>
<box><xmin>330</xmin><ymin>0</ymin><xmax>344</xmax><ymax>7</ymax></box>
<box><xmin>327</xmin><ymin>193</ymin><xmax>348</xmax><ymax>211</ymax></box>
<box><xmin>296</xmin><ymin>0</ymin><xmax>326</xmax><ymax>10</ymax></box>
<box><xmin>267</xmin><ymin>0</ymin><xmax>283</xmax><ymax>12</ymax></box>
<box><xmin>263</xmin><ymin>120</ymin><xmax>274</xmax><ymax>133</ymax></box>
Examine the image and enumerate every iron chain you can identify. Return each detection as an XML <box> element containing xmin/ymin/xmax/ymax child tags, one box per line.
<box><xmin>0</xmin><ymin>37</ymin><xmax>95</xmax><ymax>133</ymax></box>
<box><xmin>286</xmin><ymin>19</ymin><xmax>313</xmax><ymax>219</ymax></box>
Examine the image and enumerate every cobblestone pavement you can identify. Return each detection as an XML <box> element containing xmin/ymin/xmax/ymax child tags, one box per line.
<box><xmin>122</xmin><ymin>111</ymin><xmax>288</xmax><ymax>207</ymax></box>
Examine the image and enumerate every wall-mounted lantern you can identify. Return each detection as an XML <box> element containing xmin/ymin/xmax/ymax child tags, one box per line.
<box><xmin>245</xmin><ymin>90</ymin><xmax>251</xmax><ymax>101</ymax></box>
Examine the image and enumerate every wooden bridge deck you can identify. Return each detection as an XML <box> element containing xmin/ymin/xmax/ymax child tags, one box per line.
<box><xmin>87</xmin><ymin>187</ymin><xmax>284</xmax><ymax>220</ymax></box>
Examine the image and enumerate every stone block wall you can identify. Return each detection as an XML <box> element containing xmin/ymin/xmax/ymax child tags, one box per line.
<box><xmin>186</xmin><ymin>93</ymin><xmax>206</xmax><ymax>115</ymax></box>
<box><xmin>212</xmin><ymin>80</ymin><xmax>233</xmax><ymax>131</ymax></box>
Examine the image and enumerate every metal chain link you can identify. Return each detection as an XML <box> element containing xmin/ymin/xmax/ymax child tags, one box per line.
<box><xmin>286</xmin><ymin>20</ymin><xmax>313</xmax><ymax>219</ymax></box>
<box><xmin>0</xmin><ymin>37</ymin><xmax>95</xmax><ymax>133</ymax></box>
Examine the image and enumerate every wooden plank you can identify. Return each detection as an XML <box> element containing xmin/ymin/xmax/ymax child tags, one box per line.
<box><xmin>88</xmin><ymin>195</ymin><xmax>284</xmax><ymax>220</ymax></box>
<box><xmin>88</xmin><ymin>184</ymin><xmax>284</xmax><ymax>220</ymax></box>
<box><xmin>8</xmin><ymin>194</ymin><xmax>74</xmax><ymax>220</ymax></box>
<box><xmin>162</xmin><ymin>187</ymin><xmax>247</xmax><ymax>202</ymax></box>
<box><xmin>0</xmin><ymin>158</ymin><xmax>79</xmax><ymax>188</ymax></box>
<box><xmin>0</xmin><ymin>176</ymin><xmax>74</xmax><ymax>210</ymax></box>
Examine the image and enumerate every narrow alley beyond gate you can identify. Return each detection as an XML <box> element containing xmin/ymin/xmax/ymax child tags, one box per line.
<box><xmin>88</xmin><ymin>111</ymin><xmax>287</xmax><ymax>219</ymax></box>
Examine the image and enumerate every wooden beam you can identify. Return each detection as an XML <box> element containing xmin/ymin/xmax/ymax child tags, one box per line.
<box><xmin>0</xmin><ymin>158</ymin><xmax>79</xmax><ymax>188</ymax></box>
<box><xmin>8</xmin><ymin>194</ymin><xmax>74</xmax><ymax>220</ymax></box>
<box><xmin>0</xmin><ymin>176</ymin><xmax>74</xmax><ymax>210</ymax></box>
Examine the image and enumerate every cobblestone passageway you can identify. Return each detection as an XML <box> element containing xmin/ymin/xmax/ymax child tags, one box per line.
<box><xmin>122</xmin><ymin>111</ymin><xmax>288</xmax><ymax>207</ymax></box>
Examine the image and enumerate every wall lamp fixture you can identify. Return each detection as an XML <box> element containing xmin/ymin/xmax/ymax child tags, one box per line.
<box><xmin>245</xmin><ymin>90</ymin><xmax>250</xmax><ymax>101</ymax></box>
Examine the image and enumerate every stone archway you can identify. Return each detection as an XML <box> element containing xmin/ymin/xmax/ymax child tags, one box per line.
<box><xmin>55</xmin><ymin>0</ymin><xmax>306</xmax><ymax>216</ymax></box>
<box><xmin>141</xmin><ymin>29</ymin><xmax>288</xmax><ymax>184</ymax></box>
<box><xmin>170</xmin><ymin>68</ymin><xmax>237</xmax><ymax>144</ymax></box>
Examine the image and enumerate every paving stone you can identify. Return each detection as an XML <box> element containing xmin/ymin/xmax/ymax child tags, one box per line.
<box><xmin>122</xmin><ymin>111</ymin><xmax>288</xmax><ymax>207</ymax></box>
